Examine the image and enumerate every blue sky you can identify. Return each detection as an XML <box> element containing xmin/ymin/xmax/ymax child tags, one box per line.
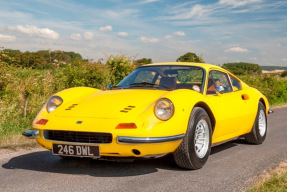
<box><xmin>0</xmin><ymin>0</ymin><xmax>287</xmax><ymax>66</ymax></box>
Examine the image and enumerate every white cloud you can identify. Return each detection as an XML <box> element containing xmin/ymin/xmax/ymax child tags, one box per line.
<box><xmin>139</xmin><ymin>36</ymin><xmax>159</xmax><ymax>43</ymax></box>
<box><xmin>70</xmin><ymin>33</ymin><xmax>82</xmax><ymax>41</ymax></box>
<box><xmin>117</xmin><ymin>32</ymin><xmax>128</xmax><ymax>37</ymax></box>
<box><xmin>0</xmin><ymin>34</ymin><xmax>16</xmax><ymax>42</ymax></box>
<box><xmin>164</xmin><ymin>31</ymin><xmax>186</xmax><ymax>39</ymax></box>
<box><xmin>100</xmin><ymin>25</ymin><xmax>113</xmax><ymax>32</ymax></box>
<box><xmin>282</xmin><ymin>58</ymin><xmax>287</xmax><ymax>61</ymax></box>
<box><xmin>165</xmin><ymin>35</ymin><xmax>172</xmax><ymax>39</ymax></box>
<box><xmin>174</xmin><ymin>31</ymin><xmax>186</xmax><ymax>36</ymax></box>
<box><xmin>188</xmin><ymin>4</ymin><xmax>207</xmax><ymax>18</ymax></box>
<box><xmin>84</xmin><ymin>32</ymin><xmax>93</xmax><ymax>40</ymax></box>
<box><xmin>166</xmin><ymin>4</ymin><xmax>210</xmax><ymax>20</ymax></box>
<box><xmin>225</xmin><ymin>46</ymin><xmax>250</xmax><ymax>53</ymax></box>
<box><xmin>140</xmin><ymin>0</ymin><xmax>159</xmax><ymax>4</ymax></box>
<box><xmin>8</xmin><ymin>25</ymin><xmax>59</xmax><ymax>39</ymax></box>
<box><xmin>219</xmin><ymin>0</ymin><xmax>262</xmax><ymax>7</ymax></box>
<box><xmin>105</xmin><ymin>9</ymin><xmax>139</xmax><ymax>18</ymax></box>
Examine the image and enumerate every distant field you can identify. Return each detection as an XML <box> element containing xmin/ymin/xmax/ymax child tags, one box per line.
<box><xmin>260</xmin><ymin>66</ymin><xmax>287</xmax><ymax>71</ymax></box>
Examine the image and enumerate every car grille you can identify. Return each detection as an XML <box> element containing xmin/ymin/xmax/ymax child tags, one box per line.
<box><xmin>44</xmin><ymin>130</ymin><xmax>113</xmax><ymax>144</ymax></box>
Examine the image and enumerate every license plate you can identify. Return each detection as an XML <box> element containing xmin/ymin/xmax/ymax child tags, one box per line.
<box><xmin>52</xmin><ymin>144</ymin><xmax>100</xmax><ymax>157</ymax></box>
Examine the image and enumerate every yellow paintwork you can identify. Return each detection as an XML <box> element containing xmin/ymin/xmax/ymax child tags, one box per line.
<box><xmin>31</xmin><ymin>62</ymin><xmax>270</xmax><ymax>158</ymax></box>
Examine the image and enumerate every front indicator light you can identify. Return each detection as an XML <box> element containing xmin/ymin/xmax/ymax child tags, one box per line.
<box><xmin>36</xmin><ymin>119</ymin><xmax>48</xmax><ymax>125</ymax></box>
<box><xmin>154</xmin><ymin>98</ymin><xmax>174</xmax><ymax>121</ymax></box>
<box><xmin>116</xmin><ymin>123</ymin><xmax>137</xmax><ymax>129</ymax></box>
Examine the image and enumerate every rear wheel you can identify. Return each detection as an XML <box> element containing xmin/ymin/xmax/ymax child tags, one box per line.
<box><xmin>173</xmin><ymin>107</ymin><xmax>212</xmax><ymax>170</ymax></box>
<box><xmin>245</xmin><ymin>102</ymin><xmax>267</xmax><ymax>144</ymax></box>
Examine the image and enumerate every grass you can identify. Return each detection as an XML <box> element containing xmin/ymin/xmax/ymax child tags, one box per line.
<box><xmin>0</xmin><ymin>134</ymin><xmax>38</xmax><ymax>149</ymax></box>
<box><xmin>247</xmin><ymin>161</ymin><xmax>287</xmax><ymax>192</ymax></box>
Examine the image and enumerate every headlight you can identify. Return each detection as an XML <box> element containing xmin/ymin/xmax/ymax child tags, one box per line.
<box><xmin>154</xmin><ymin>98</ymin><xmax>174</xmax><ymax>121</ymax></box>
<box><xmin>46</xmin><ymin>96</ymin><xmax>63</xmax><ymax>113</ymax></box>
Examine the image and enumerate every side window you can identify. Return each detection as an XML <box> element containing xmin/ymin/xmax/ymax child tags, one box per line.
<box><xmin>206</xmin><ymin>71</ymin><xmax>232</xmax><ymax>94</ymax></box>
<box><xmin>230</xmin><ymin>76</ymin><xmax>241</xmax><ymax>91</ymax></box>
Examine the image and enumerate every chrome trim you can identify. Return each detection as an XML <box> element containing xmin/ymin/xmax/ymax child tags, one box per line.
<box><xmin>22</xmin><ymin>130</ymin><xmax>39</xmax><ymax>139</ymax></box>
<box><xmin>268</xmin><ymin>109</ymin><xmax>274</xmax><ymax>114</ymax></box>
<box><xmin>117</xmin><ymin>134</ymin><xmax>185</xmax><ymax>144</ymax></box>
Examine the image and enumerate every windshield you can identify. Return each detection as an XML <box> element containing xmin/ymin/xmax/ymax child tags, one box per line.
<box><xmin>114</xmin><ymin>65</ymin><xmax>204</xmax><ymax>92</ymax></box>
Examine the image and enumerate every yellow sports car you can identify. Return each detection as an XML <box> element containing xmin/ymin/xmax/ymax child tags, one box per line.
<box><xmin>23</xmin><ymin>62</ymin><xmax>272</xmax><ymax>169</ymax></box>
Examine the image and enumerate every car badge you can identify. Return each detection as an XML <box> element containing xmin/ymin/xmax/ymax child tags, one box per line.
<box><xmin>76</xmin><ymin>121</ymin><xmax>83</xmax><ymax>124</ymax></box>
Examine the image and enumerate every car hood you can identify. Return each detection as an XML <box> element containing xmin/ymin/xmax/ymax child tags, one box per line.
<box><xmin>54</xmin><ymin>89</ymin><xmax>169</xmax><ymax>119</ymax></box>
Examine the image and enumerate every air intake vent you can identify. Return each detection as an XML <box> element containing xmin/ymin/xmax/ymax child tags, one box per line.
<box><xmin>65</xmin><ymin>104</ymin><xmax>78</xmax><ymax>110</ymax></box>
<box><xmin>120</xmin><ymin>106</ymin><xmax>136</xmax><ymax>113</ymax></box>
<box><xmin>44</xmin><ymin>130</ymin><xmax>113</xmax><ymax>144</ymax></box>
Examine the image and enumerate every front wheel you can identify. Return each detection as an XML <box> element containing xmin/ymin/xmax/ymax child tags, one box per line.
<box><xmin>173</xmin><ymin>107</ymin><xmax>212</xmax><ymax>170</ymax></box>
<box><xmin>245</xmin><ymin>102</ymin><xmax>267</xmax><ymax>144</ymax></box>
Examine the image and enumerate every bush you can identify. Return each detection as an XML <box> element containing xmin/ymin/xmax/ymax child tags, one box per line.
<box><xmin>223</xmin><ymin>62</ymin><xmax>262</xmax><ymax>75</ymax></box>
<box><xmin>281</xmin><ymin>70</ymin><xmax>287</xmax><ymax>77</ymax></box>
<box><xmin>63</xmin><ymin>59</ymin><xmax>111</xmax><ymax>89</ymax></box>
<box><xmin>240</xmin><ymin>74</ymin><xmax>287</xmax><ymax>105</ymax></box>
<box><xmin>107</xmin><ymin>55</ymin><xmax>135</xmax><ymax>85</ymax></box>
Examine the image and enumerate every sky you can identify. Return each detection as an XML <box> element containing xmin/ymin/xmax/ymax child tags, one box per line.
<box><xmin>0</xmin><ymin>0</ymin><xmax>287</xmax><ymax>66</ymax></box>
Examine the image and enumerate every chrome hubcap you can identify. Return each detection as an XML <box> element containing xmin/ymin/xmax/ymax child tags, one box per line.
<box><xmin>258</xmin><ymin>110</ymin><xmax>266</xmax><ymax>137</ymax></box>
<box><xmin>194</xmin><ymin>119</ymin><xmax>209</xmax><ymax>158</ymax></box>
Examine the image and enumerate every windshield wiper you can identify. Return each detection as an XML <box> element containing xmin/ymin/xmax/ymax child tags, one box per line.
<box><xmin>129</xmin><ymin>82</ymin><xmax>173</xmax><ymax>90</ymax></box>
<box><xmin>110</xmin><ymin>85</ymin><xmax>127</xmax><ymax>90</ymax></box>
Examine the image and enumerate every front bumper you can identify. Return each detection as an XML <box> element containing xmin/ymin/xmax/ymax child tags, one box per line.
<box><xmin>117</xmin><ymin>134</ymin><xmax>185</xmax><ymax>144</ymax></box>
<box><xmin>22</xmin><ymin>130</ymin><xmax>39</xmax><ymax>139</ymax></box>
<box><xmin>22</xmin><ymin>129</ymin><xmax>185</xmax><ymax>157</ymax></box>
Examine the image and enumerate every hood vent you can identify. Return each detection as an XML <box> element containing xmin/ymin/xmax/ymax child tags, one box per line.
<box><xmin>120</xmin><ymin>106</ymin><xmax>136</xmax><ymax>113</ymax></box>
<box><xmin>65</xmin><ymin>104</ymin><xmax>78</xmax><ymax>110</ymax></box>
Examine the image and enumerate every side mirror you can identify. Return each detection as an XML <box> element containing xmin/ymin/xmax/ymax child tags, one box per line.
<box><xmin>108</xmin><ymin>84</ymin><xmax>112</xmax><ymax>90</ymax></box>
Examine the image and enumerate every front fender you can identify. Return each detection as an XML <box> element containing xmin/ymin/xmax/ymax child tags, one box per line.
<box><xmin>33</xmin><ymin>87</ymin><xmax>101</xmax><ymax>126</ymax></box>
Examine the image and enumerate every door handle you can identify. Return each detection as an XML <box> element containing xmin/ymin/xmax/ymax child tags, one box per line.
<box><xmin>242</xmin><ymin>94</ymin><xmax>249</xmax><ymax>100</ymax></box>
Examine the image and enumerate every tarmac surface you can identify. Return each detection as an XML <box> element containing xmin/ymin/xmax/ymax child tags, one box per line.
<box><xmin>1</xmin><ymin>107</ymin><xmax>286</xmax><ymax>192</ymax></box>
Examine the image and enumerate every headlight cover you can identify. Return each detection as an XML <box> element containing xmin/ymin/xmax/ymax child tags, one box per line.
<box><xmin>46</xmin><ymin>96</ymin><xmax>63</xmax><ymax>113</ymax></box>
<box><xmin>154</xmin><ymin>98</ymin><xmax>174</xmax><ymax>121</ymax></box>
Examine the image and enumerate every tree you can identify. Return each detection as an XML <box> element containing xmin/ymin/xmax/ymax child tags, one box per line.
<box><xmin>222</xmin><ymin>62</ymin><xmax>262</xmax><ymax>75</ymax></box>
<box><xmin>134</xmin><ymin>58</ymin><xmax>152</xmax><ymax>68</ymax></box>
<box><xmin>176</xmin><ymin>52</ymin><xmax>204</xmax><ymax>63</ymax></box>
<box><xmin>107</xmin><ymin>55</ymin><xmax>135</xmax><ymax>85</ymax></box>
<box><xmin>16</xmin><ymin>51</ymin><xmax>46</xmax><ymax>69</ymax></box>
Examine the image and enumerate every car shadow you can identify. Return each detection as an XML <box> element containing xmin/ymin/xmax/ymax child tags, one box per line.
<box><xmin>2</xmin><ymin>151</ymin><xmax>182</xmax><ymax>177</ymax></box>
<box><xmin>2</xmin><ymin>139</ymin><xmax>247</xmax><ymax>177</ymax></box>
<box><xmin>210</xmin><ymin>138</ymin><xmax>248</xmax><ymax>155</ymax></box>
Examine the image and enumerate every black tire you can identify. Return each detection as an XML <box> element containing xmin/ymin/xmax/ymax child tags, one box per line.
<box><xmin>245</xmin><ymin>102</ymin><xmax>267</xmax><ymax>144</ymax></box>
<box><xmin>173</xmin><ymin>107</ymin><xmax>212</xmax><ymax>170</ymax></box>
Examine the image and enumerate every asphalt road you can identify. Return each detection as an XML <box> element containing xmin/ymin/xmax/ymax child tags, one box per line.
<box><xmin>1</xmin><ymin>107</ymin><xmax>287</xmax><ymax>192</ymax></box>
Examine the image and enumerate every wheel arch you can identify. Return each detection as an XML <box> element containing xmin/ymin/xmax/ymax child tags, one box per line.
<box><xmin>193</xmin><ymin>102</ymin><xmax>216</xmax><ymax>132</ymax></box>
<box><xmin>259</xmin><ymin>98</ymin><xmax>266</xmax><ymax>108</ymax></box>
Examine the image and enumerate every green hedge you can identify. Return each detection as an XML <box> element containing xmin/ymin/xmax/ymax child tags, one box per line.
<box><xmin>223</xmin><ymin>62</ymin><xmax>262</xmax><ymax>75</ymax></box>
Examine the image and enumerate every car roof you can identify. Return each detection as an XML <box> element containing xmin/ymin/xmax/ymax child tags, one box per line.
<box><xmin>142</xmin><ymin>62</ymin><xmax>223</xmax><ymax>71</ymax></box>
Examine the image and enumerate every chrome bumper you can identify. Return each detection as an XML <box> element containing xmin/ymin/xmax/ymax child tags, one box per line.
<box><xmin>117</xmin><ymin>134</ymin><xmax>185</xmax><ymax>144</ymax></box>
<box><xmin>22</xmin><ymin>130</ymin><xmax>39</xmax><ymax>139</ymax></box>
